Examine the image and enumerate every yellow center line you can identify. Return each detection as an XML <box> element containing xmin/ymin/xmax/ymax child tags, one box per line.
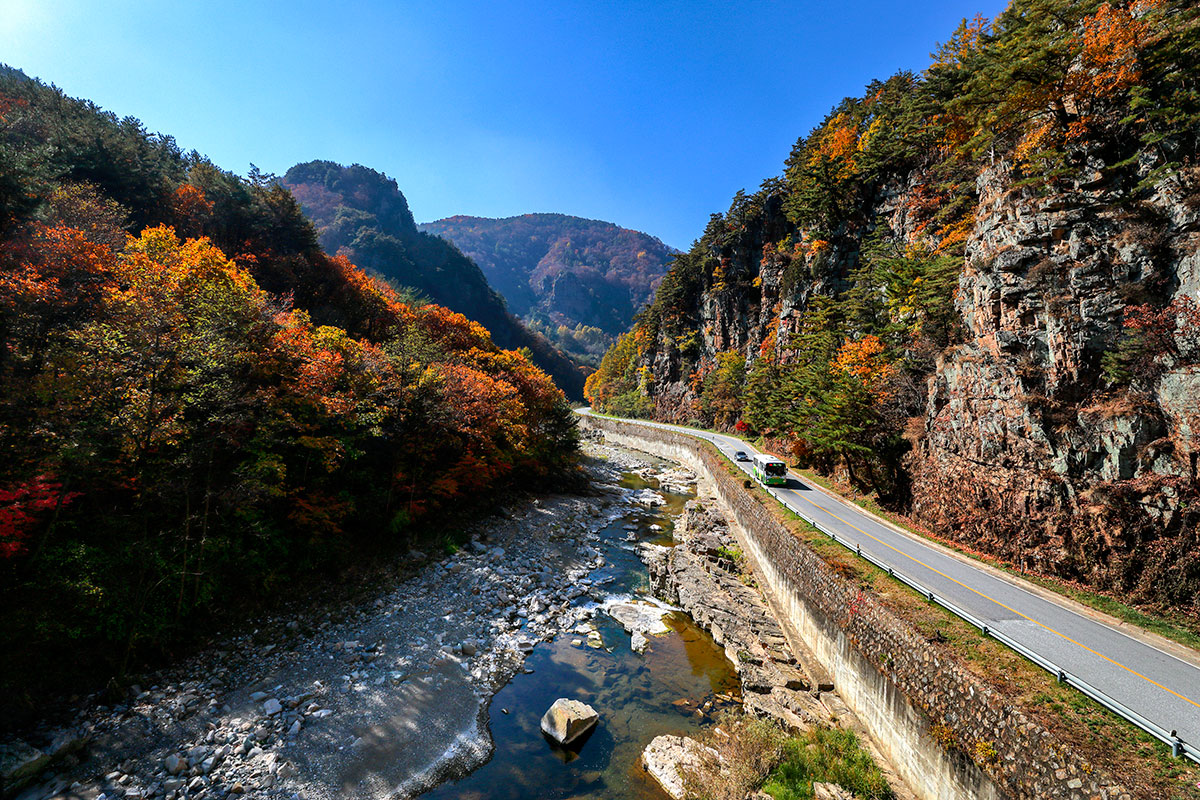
<box><xmin>795</xmin><ymin>491</ymin><xmax>1200</xmax><ymax>712</ymax></box>
<box><xmin>636</xmin><ymin>419</ymin><xmax>1198</xmax><ymax>713</ymax></box>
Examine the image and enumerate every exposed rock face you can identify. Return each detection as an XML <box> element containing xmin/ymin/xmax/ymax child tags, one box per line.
<box><xmin>910</xmin><ymin>165</ymin><xmax>1200</xmax><ymax>602</ymax></box>
<box><xmin>622</xmin><ymin>158</ymin><xmax>1200</xmax><ymax>613</ymax></box>
<box><xmin>539</xmin><ymin>699</ymin><xmax>599</xmax><ymax>746</ymax></box>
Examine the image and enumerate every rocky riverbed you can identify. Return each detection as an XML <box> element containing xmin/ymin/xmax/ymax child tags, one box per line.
<box><xmin>640</xmin><ymin>501</ymin><xmax>831</xmax><ymax>730</ymax></box>
<box><xmin>2</xmin><ymin>439</ymin><xmax>739</xmax><ymax>800</ymax></box>
<box><xmin>635</xmin><ymin>495</ymin><xmax>912</xmax><ymax>800</ymax></box>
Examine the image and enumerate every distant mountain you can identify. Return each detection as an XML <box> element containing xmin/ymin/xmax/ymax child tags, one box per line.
<box><xmin>282</xmin><ymin>162</ymin><xmax>585</xmax><ymax>397</ymax></box>
<box><xmin>420</xmin><ymin>214</ymin><xmax>675</xmax><ymax>365</ymax></box>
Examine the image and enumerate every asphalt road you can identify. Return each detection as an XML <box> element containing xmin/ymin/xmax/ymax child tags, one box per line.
<box><xmin>581</xmin><ymin>409</ymin><xmax>1200</xmax><ymax>759</ymax></box>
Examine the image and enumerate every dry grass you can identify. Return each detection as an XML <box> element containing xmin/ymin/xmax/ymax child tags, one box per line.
<box><xmin>683</xmin><ymin>714</ymin><xmax>785</xmax><ymax>800</ymax></box>
<box><xmin>682</xmin><ymin>713</ymin><xmax>894</xmax><ymax>800</ymax></box>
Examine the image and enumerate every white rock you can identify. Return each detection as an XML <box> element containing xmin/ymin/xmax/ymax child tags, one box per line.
<box><xmin>641</xmin><ymin>735</ymin><xmax>715</xmax><ymax>800</ymax></box>
<box><xmin>607</xmin><ymin>601</ymin><xmax>672</xmax><ymax>651</ymax></box>
<box><xmin>539</xmin><ymin>698</ymin><xmax>599</xmax><ymax>746</ymax></box>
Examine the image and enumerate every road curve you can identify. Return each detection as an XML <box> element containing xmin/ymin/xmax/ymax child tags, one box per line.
<box><xmin>579</xmin><ymin>409</ymin><xmax>1200</xmax><ymax>761</ymax></box>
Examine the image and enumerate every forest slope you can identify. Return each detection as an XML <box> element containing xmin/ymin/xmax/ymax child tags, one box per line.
<box><xmin>585</xmin><ymin>0</ymin><xmax>1200</xmax><ymax>618</ymax></box>
<box><xmin>420</xmin><ymin>213</ymin><xmax>674</xmax><ymax>365</ymax></box>
<box><xmin>282</xmin><ymin>163</ymin><xmax>586</xmax><ymax>397</ymax></box>
<box><xmin>0</xmin><ymin>65</ymin><xmax>577</xmax><ymax>723</ymax></box>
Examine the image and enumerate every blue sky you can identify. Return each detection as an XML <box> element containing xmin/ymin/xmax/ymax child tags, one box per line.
<box><xmin>2</xmin><ymin>0</ymin><xmax>1005</xmax><ymax>250</ymax></box>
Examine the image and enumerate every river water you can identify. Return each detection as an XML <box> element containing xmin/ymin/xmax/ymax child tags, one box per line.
<box><xmin>423</xmin><ymin>460</ymin><xmax>740</xmax><ymax>800</ymax></box>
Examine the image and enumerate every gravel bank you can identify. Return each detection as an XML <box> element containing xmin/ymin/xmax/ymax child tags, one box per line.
<box><xmin>4</xmin><ymin>441</ymin><xmax>671</xmax><ymax>800</ymax></box>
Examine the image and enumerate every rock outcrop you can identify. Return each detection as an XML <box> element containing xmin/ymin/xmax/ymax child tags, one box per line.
<box><xmin>604</xmin><ymin>159</ymin><xmax>1200</xmax><ymax>613</ymax></box>
<box><xmin>908</xmin><ymin>163</ymin><xmax>1200</xmax><ymax>602</ymax></box>
<box><xmin>640</xmin><ymin>734</ymin><xmax>715</xmax><ymax>800</ymax></box>
<box><xmin>606</xmin><ymin>601</ymin><xmax>671</xmax><ymax>654</ymax></box>
<box><xmin>641</xmin><ymin>501</ymin><xmax>827</xmax><ymax>729</ymax></box>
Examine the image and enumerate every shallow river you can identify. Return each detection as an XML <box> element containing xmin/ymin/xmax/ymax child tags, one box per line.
<box><xmin>424</xmin><ymin>464</ymin><xmax>740</xmax><ymax>799</ymax></box>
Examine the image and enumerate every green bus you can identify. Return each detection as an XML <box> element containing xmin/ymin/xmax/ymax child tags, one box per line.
<box><xmin>751</xmin><ymin>453</ymin><xmax>788</xmax><ymax>486</ymax></box>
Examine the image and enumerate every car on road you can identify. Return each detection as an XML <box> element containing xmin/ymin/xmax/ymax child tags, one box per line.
<box><xmin>734</xmin><ymin>450</ymin><xmax>750</xmax><ymax>462</ymax></box>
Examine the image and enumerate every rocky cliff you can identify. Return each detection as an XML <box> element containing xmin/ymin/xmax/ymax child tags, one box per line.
<box><xmin>586</xmin><ymin>0</ymin><xmax>1200</xmax><ymax>614</ymax></box>
<box><xmin>912</xmin><ymin>160</ymin><xmax>1199</xmax><ymax>604</ymax></box>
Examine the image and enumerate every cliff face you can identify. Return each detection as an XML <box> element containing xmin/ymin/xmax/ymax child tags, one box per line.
<box><xmin>586</xmin><ymin>0</ymin><xmax>1200</xmax><ymax>612</ymax></box>
<box><xmin>620</xmin><ymin>159</ymin><xmax>1199</xmax><ymax>608</ymax></box>
<box><xmin>912</xmin><ymin>164</ymin><xmax>1200</xmax><ymax>595</ymax></box>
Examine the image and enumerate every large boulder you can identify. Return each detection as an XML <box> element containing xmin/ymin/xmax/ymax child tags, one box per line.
<box><xmin>539</xmin><ymin>698</ymin><xmax>599</xmax><ymax>746</ymax></box>
<box><xmin>640</xmin><ymin>734</ymin><xmax>715</xmax><ymax>800</ymax></box>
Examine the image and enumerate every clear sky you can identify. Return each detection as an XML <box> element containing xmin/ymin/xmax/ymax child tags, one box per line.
<box><xmin>2</xmin><ymin>0</ymin><xmax>1005</xmax><ymax>250</ymax></box>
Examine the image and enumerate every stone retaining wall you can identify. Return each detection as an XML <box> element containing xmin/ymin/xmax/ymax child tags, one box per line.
<box><xmin>581</xmin><ymin>415</ymin><xmax>1131</xmax><ymax>800</ymax></box>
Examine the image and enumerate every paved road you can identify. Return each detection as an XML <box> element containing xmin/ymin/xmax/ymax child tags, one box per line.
<box><xmin>581</xmin><ymin>409</ymin><xmax>1200</xmax><ymax>760</ymax></box>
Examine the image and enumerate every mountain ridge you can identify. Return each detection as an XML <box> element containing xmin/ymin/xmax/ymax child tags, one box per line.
<box><xmin>420</xmin><ymin>212</ymin><xmax>675</xmax><ymax>365</ymax></box>
<box><xmin>282</xmin><ymin>162</ymin><xmax>587</xmax><ymax>397</ymax></box>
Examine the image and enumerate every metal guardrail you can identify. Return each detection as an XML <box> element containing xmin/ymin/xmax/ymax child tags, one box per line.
<box><xmin>588</xmin><ymin>415</ymin><xmax>1200</xmax><ymax>766</ymax></box>
<box><xmin>762</xmin><ymin>483</ymin><xmax>1200</xmax><ymax>765</ymax></box>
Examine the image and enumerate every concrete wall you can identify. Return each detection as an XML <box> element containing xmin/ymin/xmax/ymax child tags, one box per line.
<box><xmin>582</xmin><ymin>416</ymin><xmax>1132</xmax><ymax>800</ymax></box>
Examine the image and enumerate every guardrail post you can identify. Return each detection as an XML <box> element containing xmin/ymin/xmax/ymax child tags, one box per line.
<box><xmin>982</xmin><ymin>625</ymin><xmax>989</xmax><ymax>637</ymax></box>
<box><xmin>1057</xmin><ymin>670</ymin><xmax>1067</xmax><ymax>684</ymax></box>
<box><xmin>1172</xmin><ymin>731</ymin><xmax>1183</xmax><ymax>758</ymax></box>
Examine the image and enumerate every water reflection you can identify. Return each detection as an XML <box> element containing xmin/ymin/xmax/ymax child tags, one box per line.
<box><xmin>423</xmin><ymin>463</ymin><xmax>739</xmax><ymax>800</ymax></box>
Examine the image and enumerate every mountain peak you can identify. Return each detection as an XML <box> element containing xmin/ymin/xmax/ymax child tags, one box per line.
<box><xmin>420</xmin><ymin>213</ymin><xmax>675</xmax><ymax>365</ymax></box>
